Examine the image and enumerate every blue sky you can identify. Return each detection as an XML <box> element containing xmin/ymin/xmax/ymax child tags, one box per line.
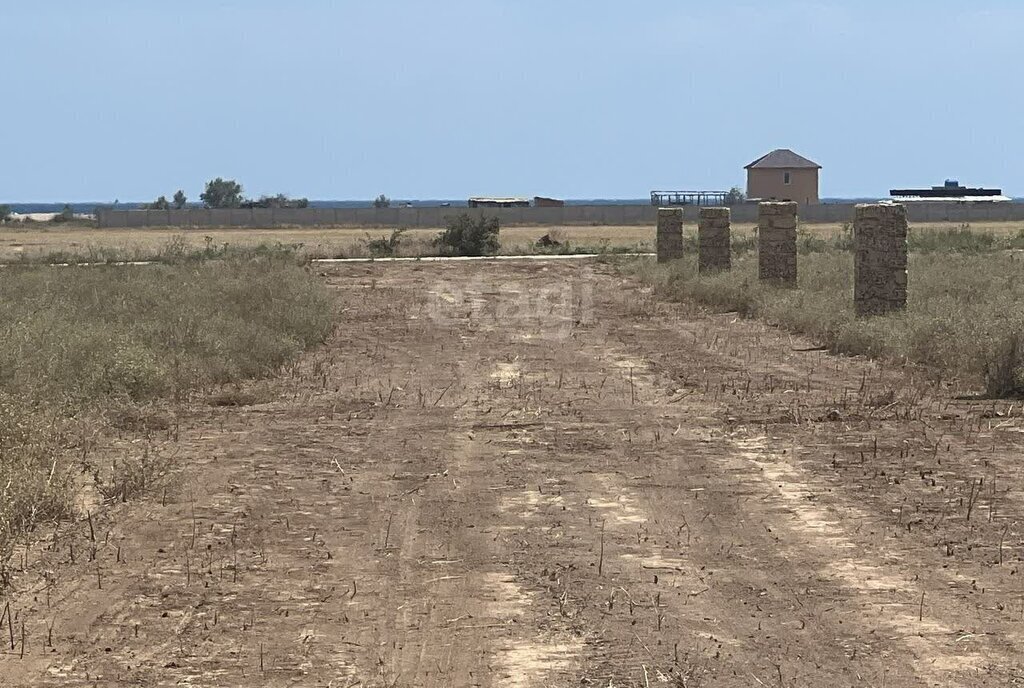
<box><xmin>2</xmin><ymin>1</ymin><xmax>1022</xmax><ymax>201</ymax></box>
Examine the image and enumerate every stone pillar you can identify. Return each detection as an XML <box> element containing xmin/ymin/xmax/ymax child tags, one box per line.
<box><xmin>698</xmin><ymin>207</ymin><xmax>731</xmax><ymax>274</ymax></box>
<box><xmin>854</xmin><ymin>203</ymin><xmax>908</xmax><ymax>316</ymax></box>
<box><xmin>758</xmin><ymin>202</ymin><xmax>798</xmax><ymax>286</ymax></box>
<box><xmin>656</xmin><ymin>207</ymin><xmax>684</xmax><ymax>263</ymax></box>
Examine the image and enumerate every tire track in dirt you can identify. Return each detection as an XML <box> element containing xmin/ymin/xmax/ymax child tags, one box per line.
<box><xmin>733</xmin><ymin>435</ymin><xmax>986</xmax><ymax>670</ymax></box>
<box><xmin>2</xmin><ymin>260</ymin><xmax>1023</xmax><ymax>686</ymax></box>
<box><xmin>596</xmin><ymin>268</ymin><xmax>1024</xmax><ymax>685</ymax></box>
<box><xmin>527</xmin><ymin>345</ymin><xmax>911</xmax><ymax>686</ymax></box>
<box><xmin>431</xmin><ymin>271</ymin><xmax>914</xmax><ymax>685</ymax></box>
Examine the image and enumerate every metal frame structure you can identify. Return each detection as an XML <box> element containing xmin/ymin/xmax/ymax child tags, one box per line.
<box><xmin>650</xmin><ymin>190</ymin><xmax>728</xmax><ymax>207</ymax></box>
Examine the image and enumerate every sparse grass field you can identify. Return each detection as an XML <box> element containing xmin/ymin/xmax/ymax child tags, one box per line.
<box><xmin>0</xmin><ymin>255</ymin><xmax>333</xmax><ymax>573</ymax></box>
<box><xmin>4</xmin><ymin>220</ymin><xmax>1023</xmax><ymax>262</ymax></box>
<box><xmin>632</xmin><ymin>227</ymin><xmax>1024</xmax><ymax>396</ymax></box>
<box><xmin>3</xmin><ymin>224</ymin><xmax>1024</xmax><ymax>685</ymax></box>
<box><xmin>3</xmin><ymin>260</ymin><xmax>1022</xmax><ymax>685</ymax></box>
<box><xmin>0</xmin><ymin>224</ymin><xmax>654</xmax><ymax>262</ymax></box>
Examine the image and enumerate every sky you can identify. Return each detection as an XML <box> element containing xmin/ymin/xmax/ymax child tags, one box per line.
<box><xmin>2</xmin><ymin>1</ymin><xmax>1022</xmax><ymax>201</ymax></box>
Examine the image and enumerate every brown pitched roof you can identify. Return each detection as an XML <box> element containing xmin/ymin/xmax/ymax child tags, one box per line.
<box><xmin>745</xmin><ymin>149</ymin><xmax>821</xmax><ymax>170</ymax></box>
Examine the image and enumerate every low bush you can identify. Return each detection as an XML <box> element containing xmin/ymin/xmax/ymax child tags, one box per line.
<box><xmin>434</xmin><ymin>214</ymin><xmax>500</xmax><ymax>256</ymax></box>
<box><xmin>366</xmin><ymin>229</ymin><xmax>405</xmax><ymax>258</ymax></box>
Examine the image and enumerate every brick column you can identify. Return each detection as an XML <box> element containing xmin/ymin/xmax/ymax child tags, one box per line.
<box><xmin>698</xmin><ymin>207</ymin><xmax>731</xmax><ymax>274</ymax></box>
<box><xmin>854</xmin><ymin>204</ymin><xmax>908</xmax><ymax>316</ymax></box>
<box><xmin>758</xmin><ymin>202</ymin><xmax>798</xmax><ymax>286</ymax></box>
<box><xmin>656</xmin><ymin>207</ymin><xmax>684</xmax><ymax>263</ymax></box>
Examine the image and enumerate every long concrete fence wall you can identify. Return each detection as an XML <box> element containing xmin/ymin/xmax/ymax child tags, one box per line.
<box><xmin>96</xmin><ymin>202</ymin><xmax>1024</xmax><ymax>229</ymax></box>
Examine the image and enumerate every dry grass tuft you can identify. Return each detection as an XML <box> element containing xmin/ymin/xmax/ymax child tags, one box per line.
<box><xmin>0</xmin><ymin>396</ymin><xmax>75</xmax><ymax>578</ymax></box>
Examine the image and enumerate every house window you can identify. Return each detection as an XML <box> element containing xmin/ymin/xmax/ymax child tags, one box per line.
<box><xmin>784</xmin><ymin>171</ymin><xmax>791</xmax><ymax>185</ymax></box>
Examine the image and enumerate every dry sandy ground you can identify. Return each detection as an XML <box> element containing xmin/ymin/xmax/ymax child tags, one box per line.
<box><xmin>2</xmin><ymin>221</ymin><xmax>1022</xmax><ymax>261</ymax></box>
<box><xmin>2</xmin><ymin>260</ymin><xmax>1024</xmax><ymax>686</ymax></box>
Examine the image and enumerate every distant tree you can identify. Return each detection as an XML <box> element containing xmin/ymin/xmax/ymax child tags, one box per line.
<box><xmin>200</xmin><ymin>178</ymin><xmax>244</xmax><ymax>209</ymax></box>
<box><xmin>144</xmin><ymin>195</ymin><xmax>170</xmax><ymax>210</ymax></box>
<box><xmin>0</xmin><ymin>204</ymin><xmax>10</xmax><ymax>222</ymax></box>
<box><xmin>173</xmin><ymin>190</ymin><xmax>187</xmax><ymax>209</ymax></box>
<box><xmin>373</xmin><ymin>194</ymin><xmax>391</xmax><ymax>209</ymax></box>
<box><xmin>241</xmin><ymin>194</ymin><xmax>309</xmax><ymax>209</ymax></box>
<box><xmin>724</xmin><ymin>186</ymin><xmax>746</xmax><ymax>205</ymax></box>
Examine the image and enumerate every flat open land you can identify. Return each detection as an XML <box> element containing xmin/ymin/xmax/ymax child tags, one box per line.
<box><xmin>2</xmin><ymin>220</ymin><xmax>1023</xmax><ymax>261</ymax></box>
<box><xmin>3</xmin><ymin>259</ymin><xmax>1024</xmax><ymax>686</ymax></box>
<box><xmin>0</xmin><ymin>225</ymin><xmax>654</xmax><ymax>260</ymax></box>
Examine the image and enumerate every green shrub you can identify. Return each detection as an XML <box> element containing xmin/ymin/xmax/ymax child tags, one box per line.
<box><xmin>434</xmin><ymin>214</ymin><xmax>500</xmax><ymax>256</ymax></box>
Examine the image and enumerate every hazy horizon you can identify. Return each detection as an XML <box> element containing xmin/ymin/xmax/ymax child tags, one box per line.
<box><xmin>4</xmin><ymin>195</ymin><xmax>924</xmax><ymax>212</ymax></box>
<box><xmin>4</xmin><ymin>1</ymin><xmax>1022</xmax><ymax>202</ymax></box>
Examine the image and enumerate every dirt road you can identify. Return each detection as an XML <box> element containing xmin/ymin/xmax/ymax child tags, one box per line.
<box><xmin>3</xmin><ymin>260</ymin><xmax>1024</xmax><ymax>686</ymax></box>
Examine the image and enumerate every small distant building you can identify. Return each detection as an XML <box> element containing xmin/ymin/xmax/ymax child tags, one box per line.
<box><xmin>889</xmin><ymin>179</ymin><xmax>1009</xmax><ymax>203</ymax></box>
<box><xmin>533</xmin><ymin>196</ymin><xmax>565</xmax><ymax>207</ymax></box>
<box><xmin>468</xmin><ymin>197</ymin><xmax>530</xmax><ymax>208</ymax></box>
<box><xmin>745</xmin><ymin>149</ymin><xmax>821</xmax><ymax>205</ymax></box>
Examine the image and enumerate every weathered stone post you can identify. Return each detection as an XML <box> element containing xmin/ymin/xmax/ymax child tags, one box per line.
<box><xmin>758</xmin><ymin>201</ymin><xmax>798</xmax><ymax>286</ymax></box>
<box><xmin>698</xmin><ymin>207</ymin><xmax>731</xmax><ymax>274</ymax></box>
<box><xmin>854</xmin><ymin>203</ymin><xmax>908</xmax><ymax>316</ymax></box>
<box><xmin>656</xmin><ymin>207</ymin><xmax>684</xmax><ymax>263</ymax></box>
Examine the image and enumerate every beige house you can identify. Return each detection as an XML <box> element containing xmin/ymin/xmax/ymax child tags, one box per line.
<box><xmin>745</xmin><ymin>149</ymin><xmax>821</xmax><ymax>205</ymax></box>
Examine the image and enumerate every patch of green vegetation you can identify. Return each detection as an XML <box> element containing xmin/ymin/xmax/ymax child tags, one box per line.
<box><xmin>434</xmin><ymin>214</ymin><xmax>501</xmax><ymax>256</ymax></box>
